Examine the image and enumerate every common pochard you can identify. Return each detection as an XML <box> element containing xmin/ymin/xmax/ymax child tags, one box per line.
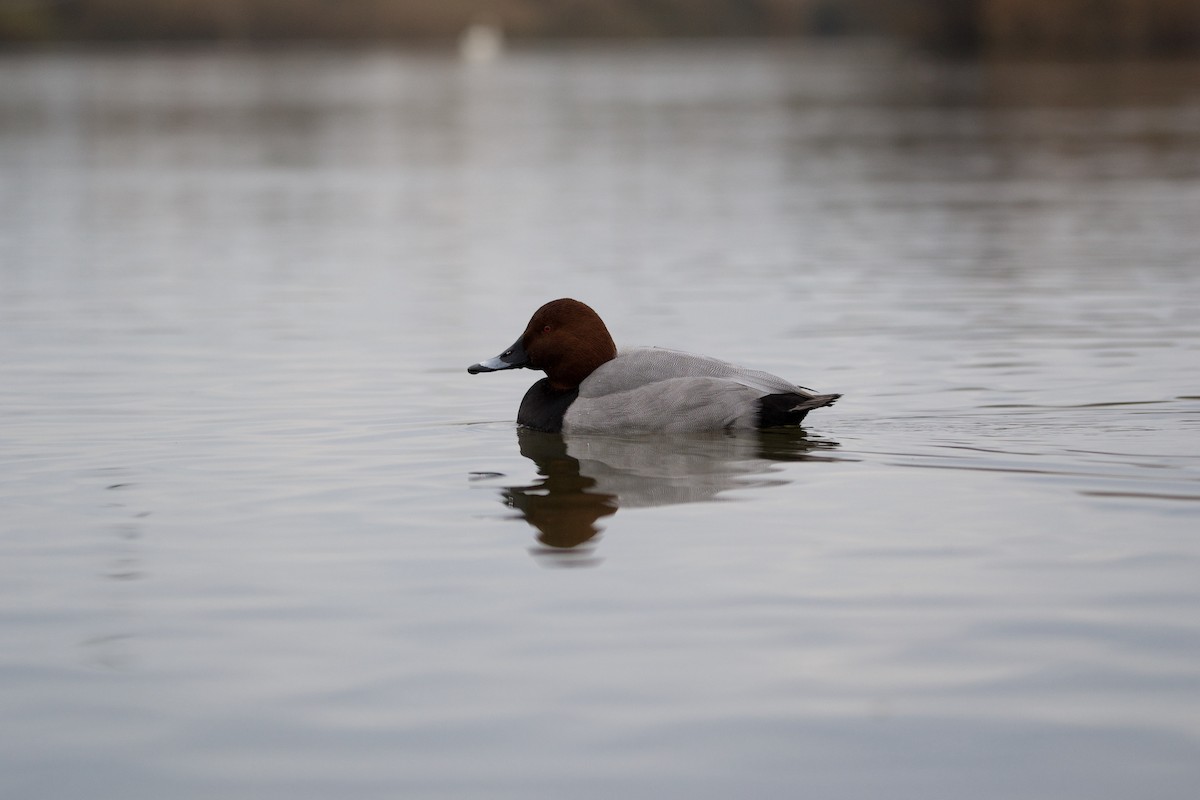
<box><xmin>468</xmin><ymin>298</ymin><xmax>840</xmax><ymax>434</ymax></box>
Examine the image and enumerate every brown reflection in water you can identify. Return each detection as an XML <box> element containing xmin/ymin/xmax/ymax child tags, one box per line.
<box><xmin>503</xmin><ymin>429</ymin><xmax>617</xmax><ymax>565</ymax></box>
<box><xmin>502</xmin><ymin>427</ymin><xmax>840</xmax><ymax>566</ymax></box>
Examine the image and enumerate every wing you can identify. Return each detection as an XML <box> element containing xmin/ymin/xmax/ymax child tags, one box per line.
<box><xmin>579</xmin><ymin>347</ymin><xmax>810</xmax><ymax>399</ymax></box>
<box><xmin>564</xmin><ymin>377</ymin><xmax>765</xmax><ymax>434</ymax></box>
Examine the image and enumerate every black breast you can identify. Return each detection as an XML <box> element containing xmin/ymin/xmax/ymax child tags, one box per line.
<box><xmin>517</xmin><ymin>378</ymin><xmax>579</xmax><ymax>433</ymax></box>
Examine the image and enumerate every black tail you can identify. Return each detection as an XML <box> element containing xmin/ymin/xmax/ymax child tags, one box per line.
<box><xmin>757</xmin><ymin>392</ymin><xmax>840</xmax><ymax>428</ymax></box>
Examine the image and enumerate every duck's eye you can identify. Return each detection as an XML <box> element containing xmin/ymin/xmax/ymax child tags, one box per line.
<box><xmin>543</xmin><ymin>325</ymin><xmax>552</xmax><ymax>333</ymax></box>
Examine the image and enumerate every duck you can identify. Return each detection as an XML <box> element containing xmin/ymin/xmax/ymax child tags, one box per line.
<box><xmin>468</xmin><ymin>298</ymin><xmax>840</xmax><ymax>434</ymax></box>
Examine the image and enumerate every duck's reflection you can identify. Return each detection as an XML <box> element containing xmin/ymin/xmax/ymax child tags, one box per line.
<box><xmin>500</xmin><ymin>427</ymin><xmax>840</xmax><ymax>566</ymax></box>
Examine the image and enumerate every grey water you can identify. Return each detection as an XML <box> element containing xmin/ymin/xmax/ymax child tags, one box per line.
<box><xmin>1</xmin><ymin>43</ymin><xmax>1199</xmax><ymax>799</ymax></box>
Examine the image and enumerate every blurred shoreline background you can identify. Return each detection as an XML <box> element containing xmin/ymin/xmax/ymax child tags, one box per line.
<box><xmin>2</xmin><ymin>0</ymin><xmax>1199</xmax><ymax>58</ymax></box>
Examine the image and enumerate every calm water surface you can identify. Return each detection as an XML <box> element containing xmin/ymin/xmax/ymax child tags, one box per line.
<box><xmin>2</xmin><ymin>44</ymin><xmax>1199</xmax><ymax>799</ymax></box>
